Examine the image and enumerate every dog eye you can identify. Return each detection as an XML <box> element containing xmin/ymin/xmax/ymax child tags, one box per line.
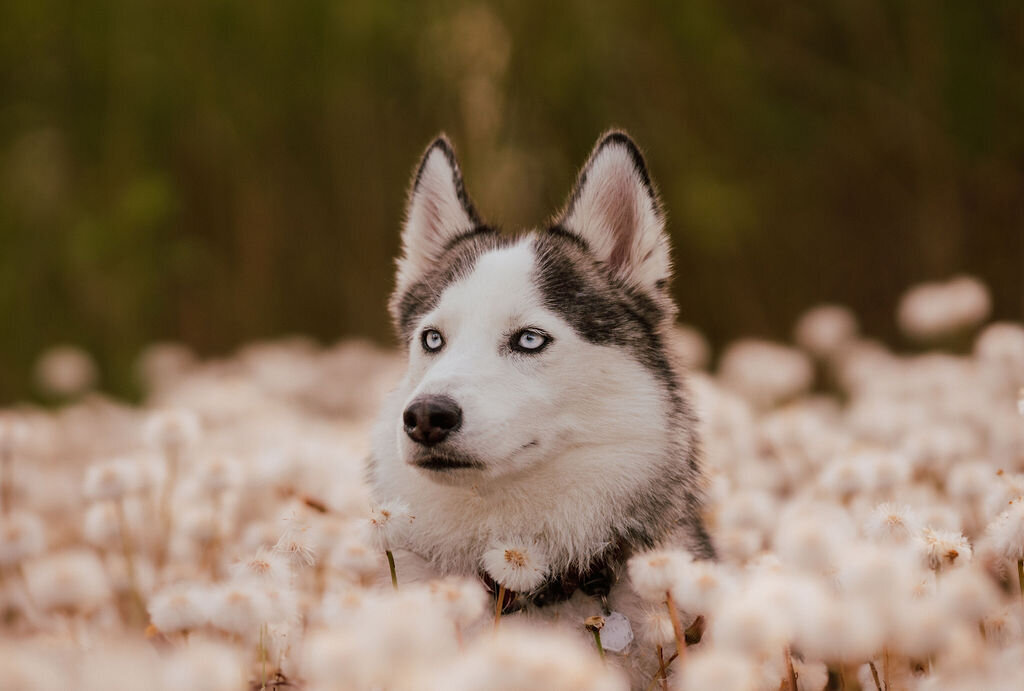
<box><xmin>421</xmin><ymin>329</ymin><xmax>445</xmax><ymax>353</ymax></box>
<box><xmin>511</xmin><ymin>329</ymin><xmax>550</xmax><ymax>354</ymax></box>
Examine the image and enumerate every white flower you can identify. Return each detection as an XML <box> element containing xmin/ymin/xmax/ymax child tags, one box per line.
<box><xmin>273</xmin><ymin>513</ymin><xmax>317</xmax><ymax>567</ymax></box>
<box><xmin>898</xmin><ymin>275</ymin><xmax>991</xmax><ymax>341</ymax></box>
<box><xmin>365</xmin><ymin>500</ymin><xmax>414</xmax><ymax>553</ymax></box>
<box><xmin>144</xmin><ymin>409</ymin><xmax>201</xmax><ymax>451</ymax></box>
<box><xmin>328</xmin><ymin>531</ymin><xmax>381</xmax><ymax>583</ymax></box>
<box><xmin>718</xmin><ymin>340</ymin><xmax>814</xmax><ymax>409</ymax></box>
<box><xmin>24</xmin><ymin>549</ymin><xmax>111</xmax><ymax>612</ymax></box>
<box><xmin>916</xmin><ymin>526</ymin><xmax>972</xmax><ymax>572</ymax></box>
<box><xmin>34</xmin><ymin>344</ymin><xmax>97</xmax><ymax>396</ymax></box>
<box><xmin>673</xmin><ymin>649</ymin><xmax>759</xmax><ymax>691</ymax></box>
<box><xmin>481</xmin><ymin>539</ymin><xmax>549</xmax><ymax>593</ymax></box>
<box><xmin>638</xmin><ymin>606</ymin><xmax>676</xmax><ymax>646</ymax></box>
<box><xmin>670</xmin><ymin>559</ymin><xmax>732</xmax><ymax>615</ymax></box>
<box><xmin>0</xmin><ymin>511</ymin><xmax>46</xmax><ymax>566</ymax></box>
<box><xmin>981</xmin><ymin>498</ymin><xmax>1024</xmax><ymax>561</ymax></box>
<box><xmin>160</xmin><ymin>640</ymin><xmax>245</xmax><ymax>691</ymax></box>
<box><xmin>148</xmin><ymin>583</ymin><xmax>213</xmax><ymax>633</ymax></box>
<box><xmin>793</xmin><ymin>304</ymin><xmax>859</xmax><ymax>359</ymax></box>
<box><xmin>82</xmin><ymin>458</ymin><xmax>144</xmax><ymax>501</ymax></box>
<box><xmin>428</xmin><ymin>576</ymin><xmax>488</xmax><ymax>629</ymax></box>
<box><xmin>230</xmin><ymin>547</ymin><xmax>292</xmax><ymax>585</ymax></box>
<box><xmin>864</xmin><ymin>503</ymin><xmax>923</xmax><ymax>544</ymax></box>
<box><xmin>208</xmin><ymin>581</ymin><xmax>273</xmax><ymax>637</ymax></box>
<box><xmin>627</xmin><ymin>549</ymin><xmax>691</xmax><ymax>603</ymax></box>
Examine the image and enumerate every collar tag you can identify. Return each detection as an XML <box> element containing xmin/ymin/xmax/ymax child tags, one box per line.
<box><xmin>601</xmin><ymin>611</ymin><xmax>633</xmax><ymax>653</ymax></box>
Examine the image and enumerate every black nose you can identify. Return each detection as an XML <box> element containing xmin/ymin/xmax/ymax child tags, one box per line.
<box><xmin>403</xmin><ymin>395</ymin><xmax>462</xmax><ymax>446</ymax></box>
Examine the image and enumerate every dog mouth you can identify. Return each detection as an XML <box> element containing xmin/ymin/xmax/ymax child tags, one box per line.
<box><xmin>412</xmin><ymin>454</ymin><xmax>483</xmax><ymax>472</ymax></box>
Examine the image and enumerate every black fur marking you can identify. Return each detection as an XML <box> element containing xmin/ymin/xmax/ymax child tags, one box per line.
<box><xmin>532</xmin><ymin>232</ymin><xmax>676</xmax><ymax>393</ymax></box>
<box><xmin>531</xmin><ymin>230</ymin><xmax>715</xmax><ymax>563</ymax></box>
<box><xmin>391</xmin><ymin>230</ymin><xmax>513</xmax><ymax>342</ymax></box>
<box><xmin>411</xmin><ymin>135</ymin><xmax>481</xmax><ymax>226</ymax></box>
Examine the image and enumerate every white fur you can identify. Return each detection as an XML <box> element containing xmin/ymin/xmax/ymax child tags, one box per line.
<box><xmin>559</xmin><ymin>141</ymin><xmax>670</xmax><ymax>296</ymax></box>
<box><xmin>370</xmin><ymin>236</ymin><xmax>675</xmax><ymax>576</ymax></box>
<box><xmin>396</xmin><ymin>146</ymin><xmax>476</xmax><ymax>298</ymax></box>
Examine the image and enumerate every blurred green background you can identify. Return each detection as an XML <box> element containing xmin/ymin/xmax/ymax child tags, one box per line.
<box><xmin>1</xmin><ymin>0</ymin><xmax>1022</xmax><ymax>403</ymax></box>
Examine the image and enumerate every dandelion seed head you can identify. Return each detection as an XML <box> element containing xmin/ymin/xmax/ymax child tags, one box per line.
<box><xmin>627</xmin><ymin>548</ymin><xmax>692</xmax><ymax>602</ymax></box>
<box><xmin>481</xmin><ymin>539</ymin><xmax>549</xmax><ymax>593</ymax></box>
<box><xmin>148</xmin><ymin>583</ymin><xmax>213</xmax><ymax>633</ymax></box>
<box><xmin>24</xmin><ymin>549</ymin><xmax>111</xmax><ymax>612</ymax></box>
<box><xmin>82</xmin><ymin>458</ymin><xmax>144</xmax><ymax>501</ymax></box>
<box><xmin>144</xmin><ymin>408</ymin><xmax>201</xmax><ymax>451</ymax></box>
<box><xmin>365</xmin><ymin>500</ymin><xmax>414</xmax><ymax>553</ymax></box>
<box><xmin>864</xmin><ymin>503</ymin><xmax>923</xmax><ymax>543</ymax></box>
<box><xmin>916</xmin><ymin>526</ymin><xmax>972</xmax><ymax>572</ymax></box>
<box><xmin>0</xmin><ymin>511</ymin><xmax>46</xmax><ymax>566</ymax></box>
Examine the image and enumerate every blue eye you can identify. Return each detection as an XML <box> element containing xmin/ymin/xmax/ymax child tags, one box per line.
<box><xmin>422</xmin><ymin>329</ymin><xmax>445</xmax><ymax>352</ymax></box>
<box><xmin>512</xmin><ymin>329</ymin><xmax>550</xmax><ymax>354</ymax></box>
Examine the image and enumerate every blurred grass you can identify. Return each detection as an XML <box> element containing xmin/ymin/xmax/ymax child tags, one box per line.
<box><xmin>0</xmin><ymin>0</ymin><xmax>1022</xmax><ymax>402</ymax></box>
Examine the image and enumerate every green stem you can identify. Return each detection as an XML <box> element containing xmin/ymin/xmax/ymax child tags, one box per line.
<box><xmin>259</xmin><ymin>623</ymin><xmax>267</xmax><ymax>691</ymax></box>
<box><xmin>494</xmin><ymin>584</ymin><xmax>506</xmax><ymax>627</ymax></box>
<box><xmin>386</xmin><ymin>550</ymin><xmax>398</xmax><ymax>590</ymax></box>
<box><xmin>1017</xmin><ymin>559</ymin><xmax>1023</xmax><ymax>601</ymax></box>
<box><xmin>591</xmin><ymin>629</ymin><xmax>605</xmax><ymax>660</ymax></box>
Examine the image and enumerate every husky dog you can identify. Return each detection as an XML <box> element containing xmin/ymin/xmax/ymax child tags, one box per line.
<box><xmin>367</xmin><ymin>131</ymin><xmax>713</xmax><ymax>611</ymax></box>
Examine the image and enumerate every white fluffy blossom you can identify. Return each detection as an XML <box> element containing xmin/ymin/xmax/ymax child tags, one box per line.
<box><xmin>365</xmin><ymin>500</ymin><xmax>414</xmax><ymax>553</ymax></box>
<box><xmin>627</xmin><ymin>549</ymin><xmax>692</xmax><ymax>603</ymax></box>
<box><xmin>0</xmin><ymin>511</ymin><xmax>46</xmax><ymax>566</ymax></box>
<box><xmin>481</xmin><ymin>539</ymin><xmax>549</xmax><ymax>593</ymax></box>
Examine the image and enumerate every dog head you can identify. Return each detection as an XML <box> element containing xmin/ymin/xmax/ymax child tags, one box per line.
<box><xmin>383</xmin><ymin>131</ymin><xmax>680</xmax><ymax>487</ymax></box>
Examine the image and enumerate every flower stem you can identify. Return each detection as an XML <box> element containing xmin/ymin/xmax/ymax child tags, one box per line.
<box><xmin>868</xmin><ymin>660</ymin><xmax>883</xmax><ymax>691</ymax></box>
<box><xmin>386</xmin><ymin>550</ymin><xmax>398</xmax><ymax>590</ymax></box>
<box><xmin>785</xmin><ymin>646</ymin><xmax>799</xmax><ymax>691</ymax></box>
<box><xmin>664</xmin><ymin>590</ymin><xmax>686</xmax><ymax>663</ymax></box>
<box><xmin>494</xmin><ymin>584</ymin><xmax>506</xmax><ymax>627</ymax></box>
<box><xmin>590</xmin><ymin>628</ymin><xmax>605</xmax><ymax>660</ymax></box>
<box><xmin>259</xmin><ymin>623</ymin><xmax>267</xmax><ymax>691</ymax></box>
<box><xmin>1017</xmin><ymin>559</ymin><xmax>1023</xmax><ymax>601</ymax></box>
<box><xmin>115</xmin><ymin>499</ymin><xmax>145</xmax><ymax>625</ymax></box>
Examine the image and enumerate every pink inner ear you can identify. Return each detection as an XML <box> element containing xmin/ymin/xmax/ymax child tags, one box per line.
<box><xmin>600</xmin><ymin>173</ymin><xmax>639</xmax><ymax>273</ymax></box>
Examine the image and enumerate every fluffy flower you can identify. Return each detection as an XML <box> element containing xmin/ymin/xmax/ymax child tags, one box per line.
<box><xmin>916</xmin><ymin>527</ymin><xmax>972</xmax><ymax>572</ymax></box>
<box><xmin>981</xmin><ymin>498</ymin><xmax>1024</xmax><ymax>561</ymax></box>
<box><xmin>24</xmin><ymin>549</ymin><xmax>111</xmax><ymax>612</ymax></box>
<box><xmin>627</xmin><ymin>549</ymin><xmax>692</xmax><ymax>603</ymax></box>
<box><xmin>208</xmin><ymin>581</ymin><xmax>273</xmax><ymax>637</ymax></box>
<box><xmin>144</xmin><ymin>408</ymin><xmax>201</xmax><ymax>451</ymax></box>
<box><xmin>34</xmin><ymin>344</ymin><xmax>97</xmax><ymax>396</ymax></box>
<box><xmin>428</xmin><ymin>576</ymin><xmax>488</xmax><ymax>629</ymax></box>
<box><xmin>673</xmin><ymin>649</ymin><xmax>760</xmax><ymax>691</ymax></box>
<box><xmin>365</xmin><ymin>500</ymin><xmax>414</xmax><ymax>553</ymax></box>
<box><xmin>231</xmin><ymin>546</ymin><xmax>292</xmax><ymax>585</ymax></box>
<box><xmin>481</xmin><ymin>539</ymin><xmax>549</xmax><ymax>593</ymax></box>
<box><xmin>273</xmin><ymin>514</ymin><xmax>317</xmax><ymax>567</ymax></box>
<box><xmin>864</xmin><ymin>503</ymin><xmax>923</xmax><ymax>544</ymax></box>
<box><xmin>718</xmin><ymin>340</ymin><xmax>814</xmax><ymax>409</ymax></box>
<box><xmin>897</xmin><ymin>275</ymin><xmax>991</xmax><ymax>341</ymax></box>
<box><xmin>148</xmin><ymin>583</ymin><xmax>213</xmax><ymax>633</ymax></box>
<box><xmin>0</xmin><ymin>511</ymin><xmax>46</xmax><ymax>566</ymax></box>
<box><xmin>793</xmin><ymin>304</ymin><xmax>859</xmax><ymax>359</ymax></box>
<box><xmin>328</xmin><ymin>530</ymin><xmax>381</xmax><ymax>583</ymax></box>
<box><xmin>82</xmin><ymin>458</ymin><xmax>145</xmax><ymax>501</ymax></box>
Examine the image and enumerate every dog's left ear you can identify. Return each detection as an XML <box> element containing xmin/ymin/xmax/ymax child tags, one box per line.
<box><xmin>554</xmin><ymin>131</ymin><xmax>670</xmax><ymax>296</ymax></box>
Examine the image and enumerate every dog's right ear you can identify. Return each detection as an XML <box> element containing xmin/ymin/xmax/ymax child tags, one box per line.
<box><xmin>395</xmin><ymin>136</ymin><xmax>481</xmax><ymax>295</ymax></box>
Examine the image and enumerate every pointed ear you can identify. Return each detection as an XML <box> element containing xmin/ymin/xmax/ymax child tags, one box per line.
<box><xmin>554</xmin><ymin>131</ymin><xmax>671</xmax><ymax>296</ymax></box>
<box><xmin>396</xmin><ymin>135</ymin><xmax>481</xmax><ymax>294</ymax></box>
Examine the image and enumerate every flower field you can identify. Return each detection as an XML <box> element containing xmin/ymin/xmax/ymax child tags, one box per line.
<box><xmin>1</xmin><ymin>278</ymin><xmax>1022</xmax><ymax>690</ymax></box>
